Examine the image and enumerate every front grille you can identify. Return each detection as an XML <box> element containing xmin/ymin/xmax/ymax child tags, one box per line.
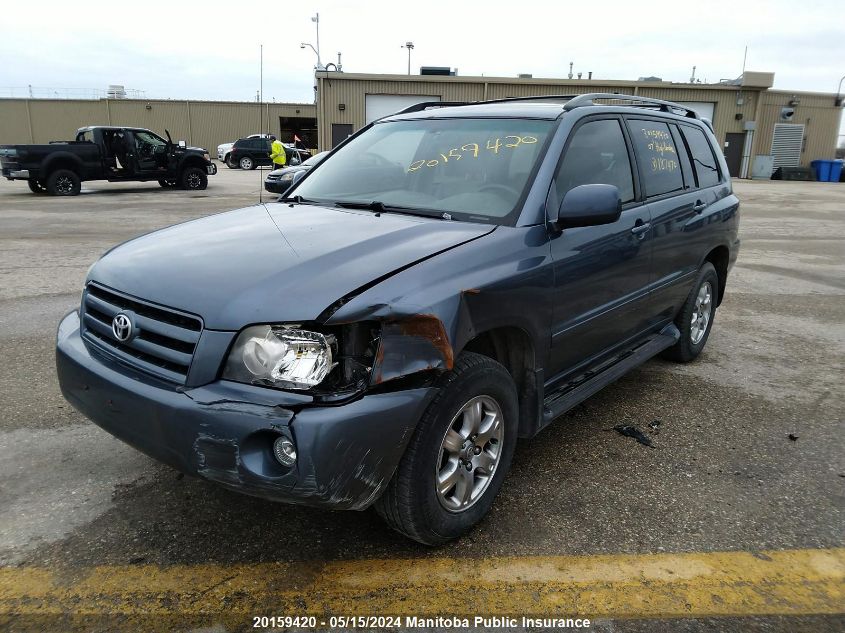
<box><xmin>81</xmin><ymin>283</ymin><xmax>203</xmax><ymax>384</ymax></box>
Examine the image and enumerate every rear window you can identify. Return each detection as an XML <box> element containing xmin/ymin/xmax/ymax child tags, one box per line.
<box><xmin>627</xmin><ymin>120</ymin><xmax>684</xmax><ymax>198</ymax></box>
<box><xmin>681</xmin><ymin>126</ymin><xmax>721</xmax><ymax>188</ymax></box>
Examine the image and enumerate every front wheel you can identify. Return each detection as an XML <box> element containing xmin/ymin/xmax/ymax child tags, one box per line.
<box><xmin>46</xmin><ymin>169</ymin><xmax>81</xmax><ymax>196</ymax></box>
<box><xmin>375</xmin><ymin>352</ymin><xmax>518</xmax><ymax>545</ymax></box>
<box><xmin>239</xmin><ymin>156</ymin><xmax>255</xmax><ymax>170</ymax></box>
<box><xmin>180</xmin><ymin>167</ymin><xmax>208</xmax><ymax>191</ymax></box>
<box><xmin>661</xmin><ymin>262</ymin><xmax>719</xmax><ymax>362</ymax></box>
<box><xmin>28</xmin><ymin>179</ymin><xmax>45</xmax><ymax>194</ymax></box>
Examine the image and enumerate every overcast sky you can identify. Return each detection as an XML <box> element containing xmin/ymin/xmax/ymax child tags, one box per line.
<box><xmin>1</xmin><ymin>0</ymin><xmax>843</xmax><ymax>135</ymax></box>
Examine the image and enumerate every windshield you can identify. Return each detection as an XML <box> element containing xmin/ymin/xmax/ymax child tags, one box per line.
<box><xmin>292</xmin><ymin>118</ymin><xmax>554</xmax><ymax>223</ymax></box>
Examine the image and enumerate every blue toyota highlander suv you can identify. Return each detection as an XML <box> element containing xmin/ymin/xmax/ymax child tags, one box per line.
<box><xmin>56</xmin><ymin>94</ymin><xmax>740</xmax><ymax>545</ymax></box>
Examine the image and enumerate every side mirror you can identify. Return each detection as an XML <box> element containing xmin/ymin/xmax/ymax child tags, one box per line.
<box><xmin>556</xmin><ymin>184</ymin><xmax>622</xmax><ymax>229</ymax></box>
<box><xmin>178</xmin><ymin>140</ymin><xmax>187</xmax><ymax>148</ymax></box>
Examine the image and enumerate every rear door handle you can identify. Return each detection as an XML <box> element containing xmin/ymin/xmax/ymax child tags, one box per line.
<box><xmin>693</xmin><ymin>201</ymin><xmax>708</xmax><ymax>213</ymax></box>
<box><xmin>631</xmin><ymin>222</ymin><xmax>651</xmax><ymax>236</ymax></box>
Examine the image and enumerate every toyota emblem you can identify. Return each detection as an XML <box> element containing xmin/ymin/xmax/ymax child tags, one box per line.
<box><xmin>112</xmin><ymin>313</ymin><xmax>133</xmax><ymax>342</ymax></box>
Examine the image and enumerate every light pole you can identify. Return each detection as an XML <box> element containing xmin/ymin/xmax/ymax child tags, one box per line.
<box><xmin>311</xmin><ymin>13</ymin><xmax>322</xmax><ymax>70</ymax></box>
<box><xmin>300</xmin><ymin>42</ymin><xmax>324</xmax><ymax>70</ymax></box>
<box><xmin>401</xmin><ymin>42</ymin><xmax>414</xmax><ymax>75</ymax></box>
<box><xmin>836</xmin><ymin>74</ymin><xmax>845</xmax><ymax>107</ymax></box>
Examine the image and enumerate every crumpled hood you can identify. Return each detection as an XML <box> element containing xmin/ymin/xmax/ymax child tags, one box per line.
<box><xmin>88</xmin><ymin>202</ymin><xmax>494</xmax><ymax>329</ymax></box>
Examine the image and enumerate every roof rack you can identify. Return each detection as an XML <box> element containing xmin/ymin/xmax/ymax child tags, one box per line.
<box><xmin>388</xmin><ymin>93</ymin><xmax>701</xmax><ymax>120</ymax></box>
<box><xmin>562</xmin><ymin>93</ymin><xmax>700</xmax><ymax>119</ymax></box>
<box><xmin>390</xmin><ymin>95</ymin><xmax>579</xmax><ymax>118</ymax></box>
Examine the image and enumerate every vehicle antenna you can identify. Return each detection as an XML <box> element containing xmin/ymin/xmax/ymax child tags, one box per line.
<box><xmin>259</xmin><ymin>44</ymin><xmax>263</xmax><ymax>204</ymax></box>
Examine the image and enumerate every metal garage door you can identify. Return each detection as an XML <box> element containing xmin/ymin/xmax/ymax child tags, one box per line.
<box><xmin>675</xmin><ymin>101</ymin><xmax>715</xmax><ymax>121</ymax></box>
<box><xmin>365</xmin><ymin>95</ymin><xmax>441</xmax><ymax>124</ymax></box>
<box><xmin>771</xmin><ymin>123</ymin><xmax>804</xmax><ymax>168</ymax></box>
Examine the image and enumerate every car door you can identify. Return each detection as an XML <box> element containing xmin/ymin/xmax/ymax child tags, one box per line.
<box><xmin>257</xmin><ymin>138</ymin><xmax>272</xmax><ymax>166</ymax></box>
<box><xmin>129</xmin><ymin>130</ymin><xmax>164</xmax><ymax>174</ymax></box>
<box><xmin>547</xmin><ymin>116</ymin><xmax>654</xmax><ymax>380</ymax></box>
<box><xmin>625</xmin><ymin>118</ymin><xmax>720</xmax><ymax>327</ymax></box>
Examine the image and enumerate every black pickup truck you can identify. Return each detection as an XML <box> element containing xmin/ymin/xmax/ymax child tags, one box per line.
<box><xmin>0</xmin><ymin>126</ymin><xmax>217</xmax><ymax>196</ymax></box>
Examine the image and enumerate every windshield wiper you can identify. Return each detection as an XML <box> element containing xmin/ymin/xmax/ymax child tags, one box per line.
<box><xmin>278</xmin><ymin>195</ymin><xmax>320</xmax><ymax>205</ymax></box>
<box><xmin>333</xmin><ymin>200</ymin><xmax>439</xmax><ymax>218</ymax></box>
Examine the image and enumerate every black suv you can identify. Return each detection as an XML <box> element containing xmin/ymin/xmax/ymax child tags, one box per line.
<box><xmin>56</xmin><ymin>94</ymin><xmax>739</xmax><ymax>544</ymax></box>
<box><xmin>228</xmin><ymin>138</ymin><xmax>304</xmax><ymax>170</ymax></box>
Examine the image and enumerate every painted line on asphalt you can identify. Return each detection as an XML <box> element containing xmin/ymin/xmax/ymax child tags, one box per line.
<box><xmin>0</xmin><ymin>547</ymin><xmax>843</xmax><ymax>618</ymax></box>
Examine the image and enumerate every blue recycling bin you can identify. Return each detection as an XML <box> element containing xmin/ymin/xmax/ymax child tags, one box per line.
<box><xmin>810</xmin><ymin>159</ymin><xmax>843</xmax><ymax>182</ymax></box>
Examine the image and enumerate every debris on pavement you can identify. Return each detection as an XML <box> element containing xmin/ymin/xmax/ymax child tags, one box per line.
<box><xmin>649</xmin><ymin>420</ymin><xmax>662</xmax><ymax>434</ymax></box>
<box><xmin>613</xmin><ymin>424</ymin><xmax>655</xmax><ymax>448</ymax></box>
<box><xmin>788</xmin><ymin>434</ymin><xmax>799</xmax><ymax>441</ymax></box>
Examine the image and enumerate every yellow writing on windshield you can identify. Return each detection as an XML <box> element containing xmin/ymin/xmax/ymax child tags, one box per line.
<box><xmin>407</xmin><ymin>135</ymin><xmax>538</xmax><ymax>172</ymax></box>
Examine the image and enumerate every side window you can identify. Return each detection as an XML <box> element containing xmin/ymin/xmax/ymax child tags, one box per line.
<box><xmin>681</xmin><ymin>126</ymin><xmax>721</xmax><ymax>188</ymax></box>
<box><xmin>669</xmin><ymin>124</ymin><xmax>695</xmax><ymax>190</ymax></box>
<box><xmin>627</xmin><ymin>120</ymin><xmax>684</xmax><ymax>198</ymax></box>
<box><xmin>554</xmin><ymin>119</ymin><xmax>635</xmax><ymax>205</ymax></box>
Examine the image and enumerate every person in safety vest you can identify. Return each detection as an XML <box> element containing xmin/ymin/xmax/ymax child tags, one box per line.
<box><xmin>269</xmin><ymin>135</ymin><xmax>287</xmax><ymax>169</ymax></box>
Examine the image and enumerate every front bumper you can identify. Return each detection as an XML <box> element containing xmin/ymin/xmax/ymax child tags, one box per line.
<box><xmin>56</xmin><ymin>311</ymin><xmax>435</xmax><ymax>510</ymax></box>
<box><xmin>264</xmin><ymin>178</ymin><xmax>291</xmax><ymax>194</ymax></box>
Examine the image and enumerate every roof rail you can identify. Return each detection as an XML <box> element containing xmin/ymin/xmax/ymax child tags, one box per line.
<box><xmin>390</xmin><ymin>101</ymin><xmax>476</xmax><ymax>116</ymax></box>
<box><xmin>563</xmin><ymin>93</ymin><xmax>700</xmax><ymax>119</ymax></box>
<box><xmin>389</xmin><ymin>95</ymin><xmax>579</xmax><ymax>118</ymax></box>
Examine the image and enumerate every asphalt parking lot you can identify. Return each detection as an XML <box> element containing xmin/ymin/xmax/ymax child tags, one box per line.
<box><xmin>0</xmin><ymin>167</ymin><xmax>843</xmax><ymax>632</ymax></box>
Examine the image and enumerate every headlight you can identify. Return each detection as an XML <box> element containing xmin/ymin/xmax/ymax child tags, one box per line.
<box><xmin>279</xmin><ymin>173</ymin><xmax>294</xmax><ymax>183</ymax></box>
<box><xmin>203</xmin><ymin>152</ymin><xmax>210</xmax><ymax>161</ymax></box>
<box><xmin>223</xmin><ymin>325</ymin><xmax>335</xmax><ymax>390</ymax></box>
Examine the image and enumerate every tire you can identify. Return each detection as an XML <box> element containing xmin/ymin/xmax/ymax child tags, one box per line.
<box><xmin>46</xmin><ymin>169</ymin><xmax>81</xmax><ymax>196</ymax></box>
<box><xmin>239</xmin><ymin>156</ymin><xmax>255</xmax><ymax>170</ymax></box>
<box><xmin>180</xmin><ymin>167</ymin><xmax>207</xmax><ymax>191</ymax></box>
<box><xmin>661</xmin><ymin>262</ymin><xmax>719</xmax><ymax>362</ymax></box>
<box><xmin>158</xmin><ymin>179</ymin><xmax>178</xmax><ymax>188</ymax></box>
<box><xmin>225</xmin><ymin>155</ymin><xmax>237</xmax><ymax>168</ymax></box>
<box><xmin>27</xmin><ymin>179</ymin><xmax>45</xmax><ymax>194</ymax></box>
<box><xmin>375</xmin><ymin>352</ymin><xmax>518</xmax><ymax>545</ymax></box>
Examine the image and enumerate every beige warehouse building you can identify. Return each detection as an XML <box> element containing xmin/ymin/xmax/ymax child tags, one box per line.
<box><xmin>1</xmin><ymin>70</ymin><xmax>841</xmax><ymax>178</ymax></box>
<box><xmin>314</xmin><ymin>70</ymin><xmax>843</xmax><ymax>178</ymax></box>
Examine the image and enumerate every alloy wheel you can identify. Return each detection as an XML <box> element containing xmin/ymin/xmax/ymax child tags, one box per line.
<box><xmin>690</xmin><ymin>281</ymin><xmax>713</xmax><ymax>345</ymax></box>
<box><xmin>435</xmin><ymin>395</ymin><xmax>503</xmax><ymax>512</ymax></box>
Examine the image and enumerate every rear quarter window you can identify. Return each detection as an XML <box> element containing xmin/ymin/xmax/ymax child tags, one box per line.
<box><xmin>627</xmin><ymin>119</ymin><xmax>684</xmax><ymax>198</ymax></box>
<box><xmin>681</xmin><ymin>125</ymin><xmax>721</xmax><ymax>188</ymax></box>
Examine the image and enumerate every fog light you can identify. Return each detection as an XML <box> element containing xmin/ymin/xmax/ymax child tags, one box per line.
<box><xmin>273</xmin><ymin>436</ymin><xmax>297</xmax><ymax>466</ymax></box>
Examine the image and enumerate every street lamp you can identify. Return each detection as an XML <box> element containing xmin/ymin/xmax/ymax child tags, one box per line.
<box><xmin>401</xmin><ymin>41</ymin><xmax>414</xmax><ymax>75</ymax></box>
<box><xmin>311</xmin><ymin>13</ymin><xmax>322</xmax><ymax>70</ymax></box>
<box><xmin>836</xmin><ymin>74</ymin><xmax>845</xmax><ymax>107</ymax></box>
<box><xmin>300</xmin><ymin>42</ymin><xmax>325</xmax><ymax>71</ymax></box>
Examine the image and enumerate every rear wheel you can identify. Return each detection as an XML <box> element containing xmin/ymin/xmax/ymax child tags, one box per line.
<box><xmin>661</xmin><ymin>262</ymin><xmax>719</xmax><ymax>362</ymax></box>
<box><xmin>46</xmin><ymin>169</ymin><xmax>81</xmax><ymax>196</ymax></box>
<box><xmin>239</xmin><ymin>156</ymin><xmax>255</xmax><ymax>170</ymax></box>
<box><xmin>180</xmin><ymin>167</ymin><xmax>207</xmax><ymax>190</ymax></box>
<box><xmin>375</xmin><ymin>352</ymin><xmax>518</xmax><ymax>545</ymax></box>
<box><xmin>225</xmin><ymin>154</ymin><xmax>237</xmax><ymax>168</ymax></box>
<box><xmin>27</xmin><ymin>179</ymin><xmax>45</xmax><ymax>194</ymax></box>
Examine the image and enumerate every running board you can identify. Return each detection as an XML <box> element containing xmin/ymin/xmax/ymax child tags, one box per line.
<box><xmin>539</xmin><ymin>324</ymin><xmax>680</xmax><ymax>432</ymax></box>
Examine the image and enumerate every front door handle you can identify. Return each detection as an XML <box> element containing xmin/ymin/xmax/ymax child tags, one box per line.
<box><xmin>693</xmin><ymin>201</ymin><xmax>708</xmax><ymax>213</ymax></box>
<box><xmin>631</xmin><ymin>222</ymin><xmax>651</xmax><ymax>238</ymax></box>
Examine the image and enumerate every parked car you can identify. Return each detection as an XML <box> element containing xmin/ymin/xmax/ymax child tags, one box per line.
<box><xmin>264</xmin><ymin>152</ymin><xmax>327</xmax><ymax>194</ymax></box>
<box><xmin>1</xmin><ymin>126</ymin><xmax>216</xmax><ymax>195</ymax></box>
<box><xmin>56</xmin><ymin>94</ymin><xmax>739</xmax><ymax>544</ymax></box>
<box><xmin>216</xmin><ymin>133</ymin><xmax>270</xmax><ymax>166</ymax></box>
<box><xmin>228</xmin><ymin>137</ymin><xmax>309</xmax><ymax>170</ymax></box>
